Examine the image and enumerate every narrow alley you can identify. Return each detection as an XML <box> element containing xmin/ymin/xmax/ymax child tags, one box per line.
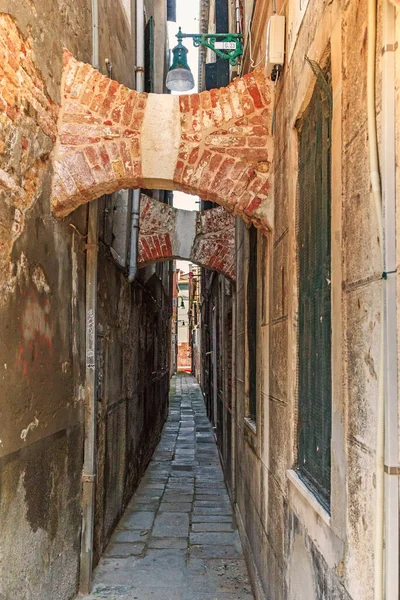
<box><xmin>81</xmin><ymin>374</ymin><xmax>253</xmax><ymax>600</ymax></box>
<box><xmin>1</xmin><ymin>0</ymin><xmax>400</xmax><ymax>598</ymax></box>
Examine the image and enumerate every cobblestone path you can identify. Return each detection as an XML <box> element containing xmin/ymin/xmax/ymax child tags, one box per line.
<box><xmin>81</xmin><ymin>374</ymin><xmax>254</xmax><ymax>600</ymax></box>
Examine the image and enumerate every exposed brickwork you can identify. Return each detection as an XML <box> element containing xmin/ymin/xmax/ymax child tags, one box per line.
<box><xmin>191</xmin><ymin>205</ymin><xmax>236</xmax><ymax>279</ymax></box>
<box><xmin>51</xmin><ymin>51</ymin><xmax>145</xmax><ymax>217</ymax></box>
<box><xmin>138</xmin><ymin>195</ymin><xmax>175</xmax><ymax>265</ymax></box>
<box><xmin>175</xmin><ymin>72</ymin><xmax>274</xmax><ymax>230</ymax></box>
<box><xmin>52</xmin><ymin>53</ymin><xmax>274</xmax><ymax>232</ymax></box>
<box><xmin>0</xmin><ymin>15</ymin><xmax>57</xmax><ymax>299</ymax></box>
<box><xmin>138</xmin><ymin>195</ymin><xmax>236</xmax><ymax>280</ymax></box>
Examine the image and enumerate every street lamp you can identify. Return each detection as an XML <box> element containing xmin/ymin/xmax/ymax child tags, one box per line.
<box><xmin>166</xmin><ymin>27</ymin><xmax>243</xmax><ymax>92</ymax></box>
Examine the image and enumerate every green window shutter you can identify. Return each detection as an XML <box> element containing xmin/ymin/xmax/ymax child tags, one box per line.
<box><xmin>144</xmin><ymin>17</ymin><xmax>154</xmax><ymax>93</ymax></box>
<box><xmin>297</xmin><ymin>69</ymin><xmax>332</xmax><ymax>509</ymax></box>
<box><xmin>247</xmin><ymin>225</ymin><xmax>258</xmax><ymax>422</ymax></box>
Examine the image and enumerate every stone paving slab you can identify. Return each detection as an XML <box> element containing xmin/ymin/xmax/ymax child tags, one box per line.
<box><xmin>113</xmin><ymin>530</ymin><xmax>149</xmax><ymax>543</ymax></box>
<box><xmin>189</xmin><ymin>532</ymin><xmax>240</xmax><ymax>545</ymax></box>
<box><xmin>191</xmin><ymin>522</ymin><xmax>234</xmax><ymax>532</ymax></box>
<box><xmin>148</xmin><ymin>536</ymin><xmax>188</xmax><ymax>549</ymax></box>
<box><xmin>119</xmin><ymin>511</ymin><xmax>155</xmax><ymax>530</ymax></box>
<box><xmin>104</xmin><ymin>542</ymin><xmax>145</xmax><ymax>557</ymax></box>
<box><xmin>191</xmin><ymin>514</ymin><xmax>234</xmax><ymax>524</ymax></box>
<box><xmin>152</xmin><ymin>511</ymin><xmax>190</xmax><ymax>537</ymax></box>
<box><xmin>78</xmin><ymin>375</ymin><xmax>254</xmax><ymax>600</ymax></box>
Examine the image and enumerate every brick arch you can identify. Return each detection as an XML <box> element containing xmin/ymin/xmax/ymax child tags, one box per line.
<box><xmin>138</xmin><ymin>195</ymin><xmax>235</xmax><ymax>280</ymax></box>
<box><xmin>51</xmin><ymin>52</ymin><xmax>274</xmax><ymax>232</ymax></box>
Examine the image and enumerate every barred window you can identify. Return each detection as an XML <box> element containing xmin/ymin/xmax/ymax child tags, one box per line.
<box><xmin>297</xmin><ymin>69</ymin><xmax>332</xmax><ymax>509</ymax></box>
<box><xmin>247</xmin><ymin>225</ymin><xmax>258</xmax><ymax>423</ymax></box>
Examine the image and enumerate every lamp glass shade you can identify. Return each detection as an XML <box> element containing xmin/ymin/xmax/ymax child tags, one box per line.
<box><xmin>166</xmin><ymin>67</ymin><xmax>195</xmax><ymax>92</ymax></box>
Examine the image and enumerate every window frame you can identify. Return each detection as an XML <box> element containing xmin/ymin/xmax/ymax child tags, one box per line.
<box><xmin>285</xmin><ymin>29</ymin><xmax>346</xmax><ymax>562</ymax></box>
<box><xmin>295</xmin><ymin>70</ymin><xmax>333</xmax><ymax>510</ymax></box>
<box><xmin>244</xmin><ymin>225</ymin><xmax>268</xmax><ymax>434</ymax></box>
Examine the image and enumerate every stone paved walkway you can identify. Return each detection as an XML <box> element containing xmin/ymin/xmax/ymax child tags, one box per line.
<box><xmin>81</xmin><ymin>374</ymin><xmax>254</xmax><ymax>600</ymax></box>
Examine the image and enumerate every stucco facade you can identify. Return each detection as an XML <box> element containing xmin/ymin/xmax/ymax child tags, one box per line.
<box><xmin>200</xmin><ymin>1</ymin><xmax>400</xmax><ymax>599</ymax></box>
<box><xmin>0</xmin><ymin>0</ymin><xmax>399</xmax><ymax>599</ymax></box>
<box><xmin>0</xmin><ymin>2</ymin><xmax>172</xmax><ymax>598</ymax></box>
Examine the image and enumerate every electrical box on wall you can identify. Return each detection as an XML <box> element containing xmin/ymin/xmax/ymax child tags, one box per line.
<box><xmin>265</xmin><ymin>15</ymin><xmax>286</xmax><ymax>80</ymax></box>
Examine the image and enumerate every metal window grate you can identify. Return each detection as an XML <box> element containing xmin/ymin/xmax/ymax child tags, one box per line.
<box><xmin>247</xmin><ymin>225</ymin><xmax>258</xmax><ymax>422</ymax></box>
<box><xmin>297</xmin><ymin>68</ymin><xmax>332</xmax><ymax>509</ymax></box>
<box><xmin>145</xmin><ymin>17</ymin><xmax>154</xmax><ymax>93</ymax></box>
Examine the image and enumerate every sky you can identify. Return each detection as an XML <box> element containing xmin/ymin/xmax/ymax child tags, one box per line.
<box><xmin>169</xmin><ymin>0</ymin><xmax>200</xmax><ymax>270</ymax></box>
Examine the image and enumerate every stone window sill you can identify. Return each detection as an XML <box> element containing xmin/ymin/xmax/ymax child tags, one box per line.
<box><xmin>244</xmin><ymin>416</ymin><xmax>257</xmax><ymax>435</ymax></box>
<box><xmin>287</xmin><ymin>469</ymin><xmax>331</xmax><ymax>527</ymax></box>
<box><xmin>286</xmin><ymin>469</ymin><xmax>345</xmax><ymax>568</ymax></box>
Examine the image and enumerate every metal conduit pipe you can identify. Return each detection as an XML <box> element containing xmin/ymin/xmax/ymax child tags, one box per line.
<box><xmin>381</xmin><ymin>1</ymin><xmax>399</xmax><ymax>598</ymax></box>
<box><xmin>240</xmin><ymin>0</ymin><xmax>256</xmax><ymax>75</ymax></box>
<box><xmin>79</xmin><ymin>0</ymin><xmax>100</xmax><ymax>594</ymax></box>
<box><xmin>367</xmin><ymin>1</ymin><xmax>384</xmax><ymax>598</ymax></box>
<box><xmin>235</xmin><ymin>0</ymin><xmax>242</xmax><ymax>34</ymax></box>
<box><xmin>367</xmin><ymin>0</ymin><xmax>399</xmax><ymax>597</ymax></box>
<box><xmin>128</xmin><ymin>0</ymin><xmax>145</xmax><ymax>283</ymax></box>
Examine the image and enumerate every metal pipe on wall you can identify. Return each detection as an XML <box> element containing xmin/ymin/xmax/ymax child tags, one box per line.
<box><xmin>235</xmin><ymin>0</ymin><xmax>242</xmax><ymax>34</ymax></box>
<box><xmin>381</xmin><ymin>1</ymin><xmax>399</xmax><ymax>597</ymax></box>
<box><xmin>79</xmin><ymin>0</ymin><xmax>100</xmax><ymax>593</ymax></box>
<box><xmin>368</xmin><ymin>0</ymin><xmax>399</xmax><ymax>597</ymax></box>
<box><xmin>128</xmin><ymin>0</ymin><xmax>145</xmax><ymax>283</ymax></box>
<box><xmin>367</xmin><ymin>0</ymin><xmax>384</xmax><ymax>596</ymax></box>
<box><xmin>79</xmin><ymin>201</ymin><xmax>99</xmax><ymax>594</ymax></box>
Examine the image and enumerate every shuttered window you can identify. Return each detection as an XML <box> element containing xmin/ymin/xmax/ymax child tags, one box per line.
<box><xmin>247</xmin><ymin>225</ymin><xmax>258</xmax><ymax>422</ymax></box>
<box><xmin>297</xmin><ymin>72</ymin><xmax>332</xmax><ymax>509</ymax></box>
<box><xmin>144</xmin><ymin>17</ymin><xmax>154</xmax><ymax>93</ymax></box>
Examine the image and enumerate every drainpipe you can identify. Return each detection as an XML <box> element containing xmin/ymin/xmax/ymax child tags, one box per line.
<box><xmin>368</xmin><ymin>0</ymin><xmax>399</xmax><ymax>598</ymax></box>
<box><xmin>79</xmin><ymin>0</ymin><xmax>99</xmax><ymax>594</ymax></box>
<box><xmin>367</xmin><ymin>0</ymin><xmax>385</xmax><ymax>594</ymax></box>
<box><xmin>128</xmin><ymin>0</ymin><xmax>145</xmax><ymax>283</ymax></box>
<box><xmin>381</xmin><ymin>1</ymin><xmax>399</xmax><ymax>598</ymax></box>
<box><xmin>235</xmin><ymin>0</ymin><xmax>242</xmax><ymax>34</ymax></box>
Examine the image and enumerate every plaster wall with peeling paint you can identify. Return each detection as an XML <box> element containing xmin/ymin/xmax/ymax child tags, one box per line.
<box><xmin>0</xmin><ymin>2</ymin><xmax>172</xmax><ymax>598</ymax></box>
<box><xmin>201</xmin><ymin>0</ymin><xmax>400</xmax><ymax>599</ymax></box>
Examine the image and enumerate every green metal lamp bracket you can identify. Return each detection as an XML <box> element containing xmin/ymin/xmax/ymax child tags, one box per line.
<box><xmin>177</xmin><ymin>28</ymin><xmax>243</xmax><ymax>66</ymax></box>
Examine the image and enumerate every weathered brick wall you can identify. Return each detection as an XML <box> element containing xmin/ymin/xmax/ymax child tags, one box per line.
<box><xmin>177</xmin><ymin>341</ymin><xmax>191</xmax><ymax>371</ymax></box>
<box><xmin>138</xmin><ymin>195</ymin><xmax>236</xmax><ymax>279</ymax></box>
<box><xmin>0</xmin><ymin>14</ymin><xmax>58</xmax><ymax>297</ymax></box>
<box><xmin>0</xmin><ymin>4</ymin><xmax>173</xmax><ymax>600</ymax></box>
<box><xmin>51</xmin><ymin>52</ymin><xmax>274</xmax><ymax>231</ymax></box>
<box><xmin>93</xmin><ymin>241</ymin><xmax>171</xmax><ymax>564</ymax></box>
<box><xmin>0</xmin><ymin>10</ymin><xmax>89</xmax><ymax>600</ymax></box>
<box><xmin>229</xmin><ymin>0</ymin><xmax>391</xmax><ymax>599</ymax></box>
<box><xmin>174</xmin><ymin>74</ymin><xmax>273</xmax><ymax>229</ymax></box>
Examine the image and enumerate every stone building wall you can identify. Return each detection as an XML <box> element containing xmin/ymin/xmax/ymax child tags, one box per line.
<box><xmin>93</xmin><ymin>239</ymin><xmax>171</xmax><ymax>563</ymax></box>
<box><xmin>205</xmin><ymin>0</ymin><xmax>398</xmax><ymax>599</ymax></box>
<box><xmin>0</xmin><ymin>1</ymin><xmax>172</xmax><ymax>598</ymax></box>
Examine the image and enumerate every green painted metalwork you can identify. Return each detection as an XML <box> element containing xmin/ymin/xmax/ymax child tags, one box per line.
<box><xmin>297</xmin><ymin>63</ymin><xmax>332</xmax><ymax>510</ymax></box>
<box><xmin>247</xmin><ymin>225</ymin><xmax>258</xmax><ymax>422</ymax></box>
<box><xmin>177</xmin><ymin>27</ymin><xmax>243</xmax><ymax>66</ymax></box>
<box><xmin>145</xmin><ymin>17</ymin><xmax>154</xmax><ymax>93</ymax></box>
<box><xmin>169</xmin><ymin>32</ymin><xmax>191</xmax><ymax>72</ymax></box>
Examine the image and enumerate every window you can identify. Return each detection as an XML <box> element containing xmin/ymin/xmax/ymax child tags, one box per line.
<box><xmin>261</xmin><ymin>234</ymin><xmax>269</xmax><ymax>327</ymax></box>
<box><xmin>247</xmin><ymin>225</ymin><xmax>258</xmax><ymax>423</ymax></box>
<box><xmin>144</xmin><ymin>17</ymin><xmax>154</xmax><ymax>93</ymax></box>
<box><xmin>297</xmin><ymin>69</ymin><xmax>332</xmax><ymax>509</ymax></box>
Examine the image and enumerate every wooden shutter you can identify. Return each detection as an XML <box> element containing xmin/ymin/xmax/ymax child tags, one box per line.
<box><xmin>297</xmin><ymin>70</ymin><xmax>332</xmax><ymax>509</ymax></box>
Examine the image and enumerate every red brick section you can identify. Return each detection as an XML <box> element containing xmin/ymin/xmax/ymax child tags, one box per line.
<box><xmin>175</xmin><ymin>72</ymin><xmax>273</xmax><ymax>232</ymax></box>
<box><xmin>138</xmin><ymin>196</ymin><xmax>175</xmax><ymax>266</ymax></box>
<box><xmin>191</xmin><ymin>205</ymin><xmax>235</xmax><ymax>280</ymax></box>
<box><xmin>52</xmin><ymin>52</ymin><xmax>273</xmax><ymax>232</ymax></box>
<box><xmin>52</xmin><ymin>51</ymin><xmax>146</xmax><ymax>217</ymax></box>
<box><xmin>138</xmin><ymin>195</ymin><xmax>236</xmax><ymax>281</ymax></box>
<box><xmin>0</xmin><ymin>15</ymin><xmax>58</xmax><ymax>293</ymax></box>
